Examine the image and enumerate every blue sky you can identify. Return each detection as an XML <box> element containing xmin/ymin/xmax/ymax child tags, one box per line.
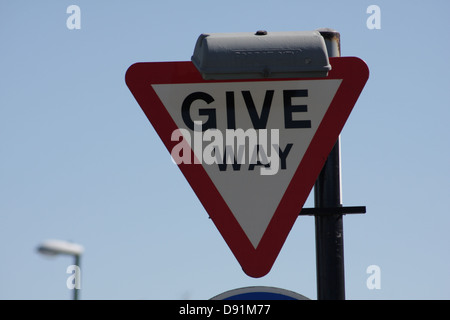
<box><xmin>1</xmin><ymin>0</ymin><xmax>449</xmax><ymax>300</ymax></box>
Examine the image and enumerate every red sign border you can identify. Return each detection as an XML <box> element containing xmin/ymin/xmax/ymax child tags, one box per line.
<box><xmin>125</xmin><ymin>57</ymin><xmax>369</xmax><ymax>277</ymax></box>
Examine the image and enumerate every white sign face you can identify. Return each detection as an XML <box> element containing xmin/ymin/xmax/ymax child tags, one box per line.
<box><xmin>153</xmin><ymin>79</ymin><xmax>341</xmax><ymax>248</ymax></box>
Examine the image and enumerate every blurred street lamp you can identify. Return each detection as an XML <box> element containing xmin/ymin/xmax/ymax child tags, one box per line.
<box><xmin>37</xmin><ymin>239</ymin><xmax>84</xmax><ymax>300</ymax></box>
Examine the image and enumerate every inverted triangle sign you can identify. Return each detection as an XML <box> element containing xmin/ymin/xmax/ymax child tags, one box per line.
<box><xmin>125</xmin><ymin>57</ymin><xmax>369</xmax><ymax>278</ymax></box>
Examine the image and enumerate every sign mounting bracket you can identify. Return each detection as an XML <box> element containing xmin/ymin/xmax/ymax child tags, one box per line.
<box><xmin>299</xmin><ymin>206</ymin><xmax>366</xmax><ymax>216</ymax></box>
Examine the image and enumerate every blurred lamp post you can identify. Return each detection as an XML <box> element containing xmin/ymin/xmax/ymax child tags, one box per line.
<box><xmin>37</xmin><ymin>239</ymin><xmax>84</xmax><ymax>300</ymax></box>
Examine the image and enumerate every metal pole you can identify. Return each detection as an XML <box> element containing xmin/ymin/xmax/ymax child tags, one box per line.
<box><xmin>314</xmin><ymin>28</ymin><xmax>345</xmax><ymax>300</ymax></box>
<box><xmin>74</xmin><ymin>254</ymin><xmax>80</xmax><ymax>300</ymax></box>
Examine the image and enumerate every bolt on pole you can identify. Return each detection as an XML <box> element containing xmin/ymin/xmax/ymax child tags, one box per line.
<box><xmin>314</xmin><ymin>28</ymin><xmax>345</xmax><ymax>300</ymax></box>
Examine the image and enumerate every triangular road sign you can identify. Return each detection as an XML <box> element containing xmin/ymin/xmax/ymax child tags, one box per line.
<box><xmin>125</xmin><ymin>57</ymin><xmax>369</xmax><ymax>277</ymax></box>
